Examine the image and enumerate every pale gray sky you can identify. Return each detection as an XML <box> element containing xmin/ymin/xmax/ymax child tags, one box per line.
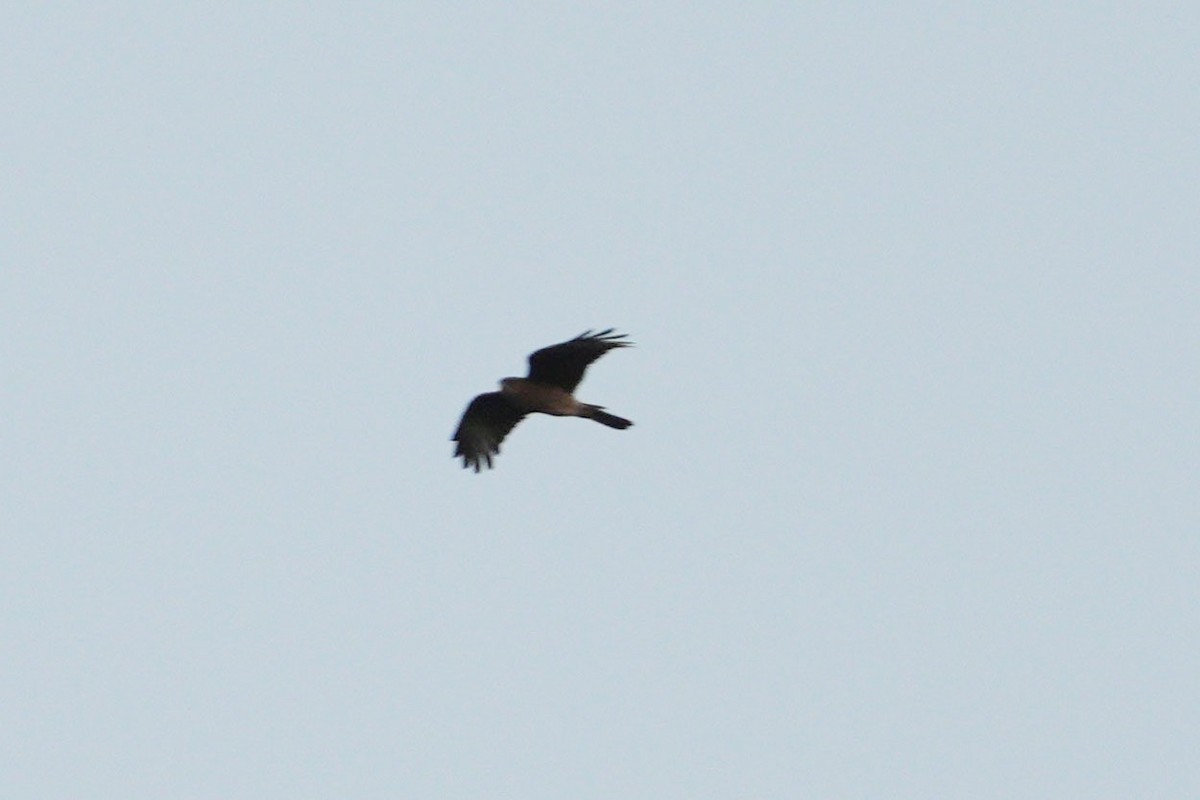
<box><xmin>4</xmin><ymin>4</ymin><xmax>1198</xmax><ymax>797</ymax></box>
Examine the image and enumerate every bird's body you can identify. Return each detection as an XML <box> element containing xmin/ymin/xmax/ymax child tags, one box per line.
<box><xmin>452</xmin><ymin>329</ymin><xmax>634</xmax><ymax>471</ymax></box>
<box><xmin>498</xmin><ymin>378</ymin><xmax>580</xmax><ymax>416</ymax></box>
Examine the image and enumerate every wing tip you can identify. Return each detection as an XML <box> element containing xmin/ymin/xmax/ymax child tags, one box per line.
<box><xmin>575</xmin><ymin>328</ymin><xmax>633</xmax><ymax>347</ymax></box>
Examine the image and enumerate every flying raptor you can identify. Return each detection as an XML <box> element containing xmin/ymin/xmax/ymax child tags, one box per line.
<box><xmin>452</xmin><ymin>329</ymin><xmax>634</xmax><ymax>471</ymax></box>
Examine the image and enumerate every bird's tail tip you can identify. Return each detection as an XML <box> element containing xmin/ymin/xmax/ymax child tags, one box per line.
<box><xmin>588</xmin><ymin>408</ymin><xmax>633</xmax><ymax>430</ymax></box>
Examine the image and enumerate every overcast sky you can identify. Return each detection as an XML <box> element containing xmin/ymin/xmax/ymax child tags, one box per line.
<box><xmin>4</xmin><ymin>4</ymin><xmax>1198</xmax><ymax>798</ymax></box>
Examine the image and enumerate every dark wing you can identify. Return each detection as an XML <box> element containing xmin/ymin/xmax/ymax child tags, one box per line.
<box><xmin>451</xmin><ymin>392</ymin><xmax>527</xmax><ymax>472</ymax></box>
<box><xmin>526</xmin><ymin>329</ymin><xmax>632</xmax><ymax>392</ymax></box>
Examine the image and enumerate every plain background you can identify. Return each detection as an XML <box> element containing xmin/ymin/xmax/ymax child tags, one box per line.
<box><xmin>4</xmin><ymin>4</ymin><xmax>1197</xmax><ymax>798</ymax></box>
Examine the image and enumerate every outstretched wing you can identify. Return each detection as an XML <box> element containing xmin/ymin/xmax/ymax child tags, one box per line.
<box><xmin>451</xmin><ymin>392</ymin><xmax>527</xmax><ymax>472</ymax></box>
<box><xmin>526</xmin><ymin>329</ymin><xmax>632</xmax><ymax>393</ymax></box>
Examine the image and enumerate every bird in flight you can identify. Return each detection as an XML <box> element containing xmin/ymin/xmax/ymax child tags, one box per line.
<box><xmin>452</xmin><ymin>329</ymin><xmax>634</xmax><ymax>471</ymax></box>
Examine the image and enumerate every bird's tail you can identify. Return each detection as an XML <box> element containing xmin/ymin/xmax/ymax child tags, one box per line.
<box><xmin>584</xmin><ymin>405</ymin><xmax>633</xmax><ymax>430</ymax></box>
